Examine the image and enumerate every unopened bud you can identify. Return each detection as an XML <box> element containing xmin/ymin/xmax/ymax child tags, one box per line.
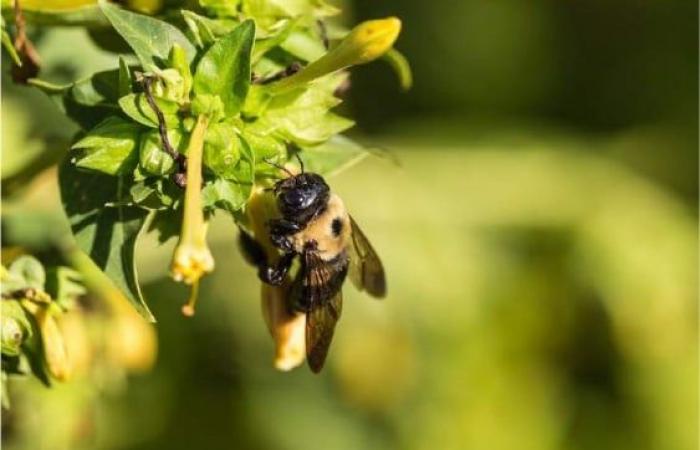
<box><xmin>35</xmin><ymin>306</ymin><xmax>72</xmax><ymax>382</ymax></box>
<box><xmin>269</xmin><ymin>17</ymin><xmax>401</xmax><ymax>94</ymax></box>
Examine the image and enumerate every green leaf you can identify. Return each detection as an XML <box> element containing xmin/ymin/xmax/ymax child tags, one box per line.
<box><xmin>202</xmin><ymin>178</ymin><xmax>250</xmax><ymax>213</ymax></box>
<box><xmin>58</xmin><ymin>158</ymin><xmax>154</xmax><ymax>321</ymax></box>
<box><xmin>138</xmin><ymin>127</ymin><xmax>185</xmax><ymax>175</ymax></box>
<box><xmin>129</xmin><ymin>177</ymin><xmax>178</xmax><ymax>210</ymax></box>
<box><xmin>383</xmin><ymin>48</ymin><xmax>413</xmax><ymax>91</ymax></box>
<box><xmin>280</xmin><ymin>29</ymin><xmax>326</xmax><ymax>62</ymax></box>
<box><xmin>240</xmin><ymin>123</ymin><xmax>286</xmax><ymax>159</ymax></box>
<box><xmin>118</xmin><ymin>56</ymin><xmax>132</xmax><ymax>97</ymax></box>
<box><xmin>147</xmin><ymin>206</ymin><xmax>182</xmax><ymax>244</ymax></box>
<box><xmin>202</xmin><ymin>135</ymin><xmax>254</xmax><ymax>212</ymax></box>
<box><xmin>45</xmin><ymin>267</ymin><xmax>86</xmax><ymax>310</ymax></box>
<box><xmin>182</xmin><ymin>10</ymin><xmax>217</xmax><ymax>48</ymax></box>
<box><xmin>252</xmin><ymin>18</ymin><xmax>297</xmax><ymax>63</ymax></box>
<box><xmin>72</xmin><ymin>116</ymin><xmax>141</xmax><ymax>175</ymax></box>
<box><xmin>8</xmin><ymin>256</ymin><xmax>46</xmax><ymax>291</ymax></box>
<box><xmin>99</xmin><ymin>0</ymin><xmax>195</xmax><ymax>71</ymax></box>
<box><xmin>300</xmin><ymin>134</ymin><xmax>369</xmax><ymax>176</ymax></box>
<box><xmin>203</xmin><ymin>123</ymin><xmax>241</xmax><ymax>178</ymax></box>
<box><xmin>118</xmin><ymin>93</ymin><xmax>180</xmax><ymax>128</ymax></box>
<box><xmin>1</xmin><ymin>20</ymin><xmax>21</xmax><ymax>66</ymax></box>
<box><xmin>18</xmin><ymin>3</ymin><xmax>109</xmax><ymax>27</ymax></box>
<box><xmin>30</xmin><ymin>69</ymin><xmax>123</xmax><ymax>129</ymax></box>
<box><xmin>194</xmin><ymin>20</ymin><xmax>255</xmax><ymax>116</ymax></box>
<box><xmin>262</xmin><ymin>72</ymin><xmax>354</xmax><ymax>145</ymax></box>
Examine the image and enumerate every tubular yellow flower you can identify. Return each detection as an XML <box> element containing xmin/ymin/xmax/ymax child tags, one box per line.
<box><xmin>171</xmin><ymin>114</ymin><xmax>214</xmax><ymax>315</ymax></box>
<box><xmin>269</xmin><ymin>17</ymin><xmax>402</xmax><ymax>94</ymax></box>
<box><xmin>248</xmin><ymin>188</ymin><xmax>306</xmax><ymax>371</ymax></box>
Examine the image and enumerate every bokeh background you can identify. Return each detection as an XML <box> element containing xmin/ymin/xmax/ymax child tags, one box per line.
<box><xmin>2</xmin><ymin>0</ymin><xmax>698</xmax><ymax>449</ymax></box>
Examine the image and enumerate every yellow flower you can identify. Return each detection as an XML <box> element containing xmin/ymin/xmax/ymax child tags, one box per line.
<box><xmin>171</xmin><ymin>114</ymin><xmax>214</xmax><ymax>316</ymax></box>
<box><xmin>171</xmin><ymin>239</ymin><xmax>214</xmax><ymax>285</ymax></box>
<box><xmin>248</xmin><ymin>188</ymin><xmax>306</xmax><ymax>371</ymax></box>
<box><xmin>23</xmin><ymin>301</ymin><xmax>72</xmax><ymax>381</ymax></box>
<box><xmin>269</xmin><ymin>17</ymin><xmax>402</xmax><ymax>94</ymax></box>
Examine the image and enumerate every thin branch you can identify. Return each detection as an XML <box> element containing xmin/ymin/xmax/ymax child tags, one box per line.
<box><xmin>140</xmin><ymin>75</ymin><xmax>187</xmax><ymax>188</ymax></box>
<box><xmin>252</xmin><ymin>62</ymin><xmax>302</xmax><ymax>85</ymax></box>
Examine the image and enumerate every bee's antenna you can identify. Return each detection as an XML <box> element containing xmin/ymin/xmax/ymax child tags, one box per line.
<box><xmin>294</xmin><ymin>152</ymin><xmax>305</xmax><ymax>174</ymax></box>
<box><xmin>263</xmin><ymin>158</ymin><xmax>294</xmax><ymax>177</ymax></box>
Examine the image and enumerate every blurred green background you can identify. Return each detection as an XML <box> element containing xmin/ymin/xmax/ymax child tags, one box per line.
<box><xmin>2</xmin><ymin>0</ymin><xmax>698</xmax><ymax>450</ymax></box>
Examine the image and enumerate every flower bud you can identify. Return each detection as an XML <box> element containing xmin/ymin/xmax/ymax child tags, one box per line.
<box><xmin>168</xmin><ymin>44</ymin><xmax>193</xmax><ymax>102</ymax></box>
<box><xmin>1</xmin><ymin>316</ymin><xmax>24</xmax><ymax>357</ymax></box>
<box><xmin>269</xmin><ymin>17</ymin><xmax>402</xmax><ymax>94</ymax></box>
<box><xmin>203</xmin><ymin>123</ymin><xmax>241</xmax><ymax>177</ymax></box>
<box><xmin>139</xmin><ymin>128</ymin><xmax>183</xmax><ymax>176</ymax></box>
<box><xmin>27</xmin><ymin>304</ymin><xmax>72</xmax><ymax>382</ymax></box>
<box><xmin>192</xmin><ymin>94</ymin><xmax>225</xmax><ymax>123</ymax></box>
<box><xmin>152</xmin><ymin>68</ymin><xmax>186</xmax><ymax>103</ymax></box>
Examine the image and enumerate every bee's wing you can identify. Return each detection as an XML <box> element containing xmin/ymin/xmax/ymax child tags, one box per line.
<box><xmin>306</xmin><ymin>291</ymin><xmax>342</xmax><ymax>373</ymax></box>
<box><xmin>348</xmin><ymin>215</ymin><xmax>386</xmax><ymax>298</ymax></box>
<box><xmin>291</xmin><ymin>252</ymin><xmax>345</xmax><ymax>373</ymax></box>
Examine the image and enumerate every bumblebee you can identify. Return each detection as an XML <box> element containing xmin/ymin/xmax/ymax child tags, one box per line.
<box><xmin>240</xmin><ymin>162</ymin><xmax>386</xmax><ymax>372</ymax></box>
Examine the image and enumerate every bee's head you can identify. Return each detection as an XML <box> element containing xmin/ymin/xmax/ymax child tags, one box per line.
<box><xmin>274</xmin><ymin>173</ymin><xmax>330</xmax><ymax>223</ymax></box>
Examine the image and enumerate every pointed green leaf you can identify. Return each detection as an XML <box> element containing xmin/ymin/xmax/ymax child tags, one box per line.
<box><xmin>300</xmin><ymin>135</ymin><xmax>369</xmax><ymax>177</ymax></box>
<box><xmin>72</xmin><ymin>116</ymin><xmax>141</xmax><ymax>175</ymax></box>
<box><xmin>99</xmin><ymin>0</ymin><xmax>195</xmax><ymax>71</ymax></box>
<box><xmin>118</xmin><ymin>56</ymin><xmax>132</xmax><ymax>97</ymax></box>
<box><xmin>118</xmin><ymin>93</ymin><xmax>180</xmax><ymax>128</ymax></box>
<box><xmin>194</xmin><ymin>20</ymin><xmax>255</xmax><ymax>116</ymax></box>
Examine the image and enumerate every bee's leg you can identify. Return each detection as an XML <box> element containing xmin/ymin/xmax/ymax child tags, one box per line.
<box><xmin>260</xmin><ymin>252</ymin><xmax>295</xmax><ymax>285</ymax></box>
<box><xmin>268</xmin><ymin>218</ymin><xmax>301</xmax><ymax>252</ymax></box>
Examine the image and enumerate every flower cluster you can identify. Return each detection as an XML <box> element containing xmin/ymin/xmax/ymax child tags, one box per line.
<box><xmin>3</xmin><ymin>0</ymin><xmax>408</xmax><ymax>370</ymax></box>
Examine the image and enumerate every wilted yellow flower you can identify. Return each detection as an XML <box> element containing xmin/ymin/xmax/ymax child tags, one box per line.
<box><xmin>269</xmin><ymin>17</ymin><xmax>402</xmax><ymax>94</ymax></box>
<box><xmin>23</xmin><ymin>302</ymin><xmax>72</xmax><ymax>381</ymax></box>
<box><xmin>171</xmin><ymin>115</ymin><xmax>214</xmax><ymax>315</ymax></box>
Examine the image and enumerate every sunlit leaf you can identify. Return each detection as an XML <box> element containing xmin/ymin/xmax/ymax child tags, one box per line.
<box><xmin>72</xmin><ymin>116</ymin><xmax>141</xmax><ymax>175</ymax></box>
<box><xmin>118</xmin><ymin>93</ymin><xmax>180</xmax><ymax>128</ymax></box>
<box><xmin>99</xmin><ymin>0</ymin><xmax>195</xmax><ymax>71</ymax></box>
<box><xmin>300</xmin><ymin>135</ymin><xmax>369</xmax><ymax>177</ymax></box>
<box><xmin>193</xmin><ymin>19</ymin><xmax>255</xmax><ymax>116</ymax></box>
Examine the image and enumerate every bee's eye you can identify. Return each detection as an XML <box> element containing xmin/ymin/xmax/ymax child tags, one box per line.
<box><xmin>284</xmin><ymin>190</ymin><xmax>306</xmax><ymax>207</ymax></box>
